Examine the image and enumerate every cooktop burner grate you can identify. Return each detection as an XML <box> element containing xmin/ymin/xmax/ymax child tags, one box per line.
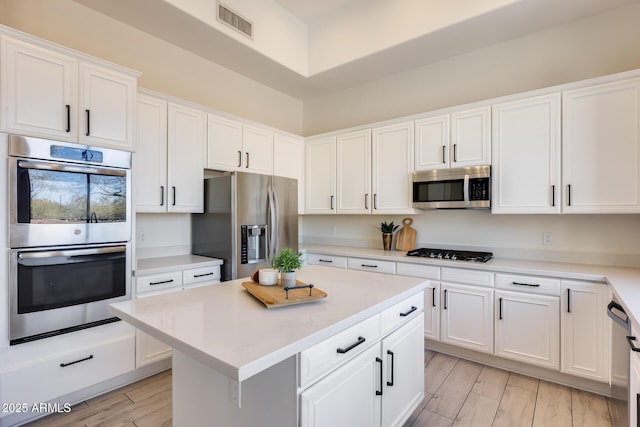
<box><xmin>406</xmin><ymin>248</ymin><xmax>493</xmax><ymax>263</ymax></box>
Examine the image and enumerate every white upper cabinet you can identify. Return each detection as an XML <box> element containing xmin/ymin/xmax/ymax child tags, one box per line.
<box><xmin>78</xmin><ymin>62</ymin><xmax>136</xmax><ymax>149</ymax></box>
<box><xmin>274</xmin><ymin>133</ymin><xmax>304</xmax><ymax>214</ymax></box>
<box><xmin>372</xmin><ymin>122</ymin><xmax>415</xmax><ymax>214</ymax></box>
<box><xmin>415</xmin><ymin>106</ymin><xmax>490</xmax><ymax>171</ymax></box>
<box><xmin>562</xmin><ymin>78</ymin><xmax>640</xmax><ymax>213</ymax></box>
<box><xmin>242</xmin><ymin>124</ymin><xmax>274</xmax><ymax>175</ymax></box>
<box><xmin>206</xmin><ymin>115</ymin><xmax>273</xmax><ymax>176</ymax></box>
<box><xmin>167</xmin><ymin>102</ymin><xmax>206</xmax><ymax>213</ymax></box>
<box><xmin>415</xmin><ymin>114</ymin><xmax>449</xmax><ymax>170</ymax></box>
<box><xmin>0</xmin><ymin>35</ymin><xmax>137</xmax><ymax>150</ymax></box>
<box><xmin>337</xmin><ymin>129</ymin><xmax>371</xmax><ymax>214</ymax></box>
<box><xmin>492</xmin><ymin>94</ymin><xmax>561</xmax><ymax>214</ymax></box>
<box><xmin>305</xmin><ymin>137</ymin><xmax>337</xmax><ymax>214</ymax></box>
<box><xmin>134</xmin><ymin>94</ymin><xmax>168</xmax><ymax>213</ymax></box>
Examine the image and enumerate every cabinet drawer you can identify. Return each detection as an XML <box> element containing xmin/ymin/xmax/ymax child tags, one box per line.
<box><xmin>441</xmin><ymin>267</ymin><xmax>494</xmax><ymax>287</ymax></box>
<box><xmin>0</xmin><ymin>335</ymin><xmax>135</xmax><ymax>406</ymax></box>
<box><xmin>299</xmin><ymin>314</ymin><xmax>381</xmax><ymax>388</ymax></box>
<box><xmin>306</xmin><ymin>253</ymin><xmax>347</xmax><ymax>268</ymax></box>
<box><xmin>396</xmin><ymin>262</ymin><xmax>440</xmax><ymax>280</ymax></box>
<box><xmin>496</xmin><ymin>273</ymin><xmax>560</xmax><ymax>296</ymax></box>
<box><xmin>348</xmin><ymin>257</ymin><xmax>396</xmax><ymax>274</ymax></box>
<box><xmin>381</xmin><ymin>292</ymin><xmax>424</xmax><ymax>336</ymax></box>
<box><xmin>136</xmin><ymin>271</ymin><xmax>183</xmax><ymax>295</ymax></box>
<box><xmin>183</xmin><ymin>265</ymin><xmax>221</xmax><ymax>286</ymax></box>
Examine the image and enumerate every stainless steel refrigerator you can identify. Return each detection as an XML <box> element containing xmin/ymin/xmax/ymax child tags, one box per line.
<box><xmin>192</xmin><ymin>172</ymin><xmax>298</xmax><ymax>281</ymax></box>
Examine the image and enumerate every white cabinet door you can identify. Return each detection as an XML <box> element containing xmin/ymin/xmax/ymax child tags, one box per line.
<box><xmin>630</xmin><ymin>324</ymin><xmax>640</xmax><ymax>426</ymax></box>
<box><xmin>0</xmin><ymin>36</ymin><xmax>77</xmax><ymax>141</ymax></box>
<box><xmin>441</xmin><ymin>282</ymin><xmax>493</xmax><ymax>353</ymax></box>
<box><xmin>450</xmin><ymin>106</ymin><xmax>491</xmax><ymax>167</ymax></box>
<box><xmin>492</xmin><ymin>94</ymin><xmax>561</xmax><ymax>213</ymax></box>
<box><xmin>495</xmin><ymin>290</ymin><xmax>559</xmax><ymax>369</ymax></box>
<box><xmin>300</xmin><ymin>344</ymin><xmax>382</xmax><ymax>427</ymax></box>
<box><xmin>562</xmin><ymin>78</ymin><xmax>640</xmax><ymax>213</ymax></box>
<box><xmin>415</xmin><ymin>115</ymin><xmax>450</xmax><ymax>171</ymax></box>
<box><xmin>167</xmin><ymin>102</ymin><xmax>205</xmax><ymax>213</ymax></box>
<box><xmin>78</xmin><ymin>62</ymin><xmax>136</xmax><ymax>149</ymax></box>
<box><xmin>337</xmin><ymin>129</ymin><xmax>371</xmax><ymax>214</ymax></box>
<box><xmin>424</xmin><ymin>282</ymin><xmax>440</xmax><ymax>341</ymax></box>
<box><xmin>561</xmin><ymin>280</ymin><xmax>608</xmax><ymax>382</ymax></box>
<box><xmin>134</xmin><ymin>94</ymin><xmax>168</xmax><ymax>213</ymax></box>
<box><xmin>381</xmin><ymin>314</ymin><xmax>425</xmax><ymax>427</ymax></box>
<box><xmin>206</xmin><ymin>114</ymin><xmax>243</xmax><ymax>172</ymax></box>
<box><xmin>243</xmin><ymin>124</ymin><xmax>273</xmax><ymax>175</ymax></box>
<box><xmin>305</xmin><ymin>137</ymin><xmax>336</xmax><ymax>214</ymax></box>
<box><xmin>372</xmin><ymin>122</ymin><xmax>415</xmax><ymax>214</ymax></box>
<box><xmin>274</xmin><ymin>133</ymin><xmax>303</xmax><ymax>180</ymax></box>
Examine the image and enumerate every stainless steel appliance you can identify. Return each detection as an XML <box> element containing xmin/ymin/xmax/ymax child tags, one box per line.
<box><xmin>406</xmin><ymin>248</ymin><xmax>493</xmax><ymax>262</ymax></box>
<box><xmin>412</xmin><ymin>165</ymin><xmax>490</xmax><ymax>209</ymax></box>
<box><xmin>9</xmin><ymin>243</ymin><xmax>131</xmax><ymax>345</ymax></box>
<box><xmin>192</xmin><ymin>172</ymin><xmax>298</xmax><ymax>281</ymax></box>
<box><xmin>9</xmin><ymin>134</ymin><xmax>131</xmax><ymax>248</ymax></box>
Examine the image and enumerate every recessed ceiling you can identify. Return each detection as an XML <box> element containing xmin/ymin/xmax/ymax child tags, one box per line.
<box><xmin>74</xmin><ymin>0</ymin><xmax>639</xmax><ymax>100</ymax></box>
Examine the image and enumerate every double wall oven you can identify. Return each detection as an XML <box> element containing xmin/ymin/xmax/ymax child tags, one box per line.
<box><xmin>8</xmin><ymin>135</ymin><xmax>132</xmax><ymax>345</ymax></box>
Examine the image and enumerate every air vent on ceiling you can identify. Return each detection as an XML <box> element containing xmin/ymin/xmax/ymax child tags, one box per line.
<box><xmin>217</xmin><ymin>2</ymin><xmax>253</xmax><ymax>39</ymax></box>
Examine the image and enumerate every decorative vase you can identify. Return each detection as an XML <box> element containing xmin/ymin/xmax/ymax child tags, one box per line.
<box><xmin>382</xmin><ymin>232</ymin><xmax>393</xmax><ymax>251</ymax></box>
<box><xmin>281</xmin><ymin>271</ymin><xmax>296</xmax><ymax>287</ymax></box>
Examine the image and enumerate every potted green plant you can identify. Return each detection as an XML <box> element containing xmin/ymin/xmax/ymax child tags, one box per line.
<box><xmin>272</xmin><ymin>248</ymin><xmax>303</xmax><ymax>287</ymax></box>
<box><xmin>378</xmin><ymin>221</ymin><xmax>399</xmax><ymax>251</ymax></box>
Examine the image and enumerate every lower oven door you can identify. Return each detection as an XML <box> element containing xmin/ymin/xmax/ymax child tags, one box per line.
<box><xmin>10</xmin><ymin>244</ymin><xmax>131</xmax><ymax>345</ymax></box>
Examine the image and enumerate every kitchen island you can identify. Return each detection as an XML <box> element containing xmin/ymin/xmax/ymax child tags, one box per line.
<box><xmin>110</xmin><ymin>265</ymin><xmax>428</xmax><ymax>426</ymax></box>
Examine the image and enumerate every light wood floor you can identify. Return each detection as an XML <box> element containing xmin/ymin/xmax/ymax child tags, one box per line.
<box><xmin>26</xmin><ymin>350</ymin><xmax>625</xmax><ymax>427</ymax></box>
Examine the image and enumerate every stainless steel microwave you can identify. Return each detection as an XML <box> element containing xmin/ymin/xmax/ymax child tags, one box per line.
<box><xmin>412</xmin><ymin>166</ymin><xmax>491</xmax><ymax>209</ymax></box>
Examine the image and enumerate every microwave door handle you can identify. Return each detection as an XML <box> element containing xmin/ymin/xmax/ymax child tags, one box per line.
<box><xmin>463</xmin><ymin>174</ymin><xmax>470</xmax><ymax>206</ymax></box>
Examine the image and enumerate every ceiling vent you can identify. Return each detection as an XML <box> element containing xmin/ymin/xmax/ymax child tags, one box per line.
<box><xmin>217</xmin><ymin>2</ymin><xmax>253</xmax><ymax>39</ymax></box>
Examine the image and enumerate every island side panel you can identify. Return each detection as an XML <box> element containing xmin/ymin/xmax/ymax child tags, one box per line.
<box><xmin>173</xmin><ymin>350</ymin><xmax>298</xmax><ymax>426</ymax></box>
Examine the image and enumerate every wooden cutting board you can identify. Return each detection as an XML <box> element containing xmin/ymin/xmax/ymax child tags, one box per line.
<box><xmin>242</xmin><ymin>280</ymin><xmax>327</xmax><ymax>308</ymax></box>
<box><xmin>395</xmin><ymin>218</ymin><xmax>416</xmax><ymax>251</ymax></box>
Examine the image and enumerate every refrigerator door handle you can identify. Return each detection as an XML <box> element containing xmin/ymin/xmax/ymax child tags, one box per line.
<box><xmin>267</xmin><ymin>183</ymin><xmax>279</xmax><ymax>261</ymax></box>
<box><xmin>270</xmin><ymin>183</ymin><xmax>280</xmax><ymax>259</ymax></box>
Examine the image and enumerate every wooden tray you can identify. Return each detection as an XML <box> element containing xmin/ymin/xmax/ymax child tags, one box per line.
<box><xmin>242</xmin><ymin>280</ymin><xmax>327</xmax><ymax>308</ymax></box>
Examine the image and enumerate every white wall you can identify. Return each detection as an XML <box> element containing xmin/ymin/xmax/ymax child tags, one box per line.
<box><xmin>303</xmin><ymin>1</ymin><xmax>640</xmax><ymax>135</ymax></box>
<box><xmin>0</xmin><ymin>0</ymin><xmax>304</xmax><ymax>134</ymax></box>
<box><xmin>301</xmin><ymin>213</ymin><xmax>640</xmax><ymax>266</ymax></box>
<box><xmin>135</xmin><ymin>214</ymin><xmax>192</xmax><ymax>259</ymax></box>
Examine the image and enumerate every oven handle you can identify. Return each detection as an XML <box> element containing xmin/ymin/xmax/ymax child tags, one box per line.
<box><xmin>607</xmin><ymin>300</ymin><xmax>630</xmax><ymax>330</ymax></box>
<box><xmin>18</xmin><ymin>246</ymin><xmax>126</xmax><ymax>260</ymax></box>
<box><xmin>18</xmin><ymin>160</ymin><xmax>127</xmax><ymax>177</ymax></box>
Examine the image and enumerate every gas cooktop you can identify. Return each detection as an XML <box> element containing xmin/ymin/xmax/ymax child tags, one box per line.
<box><xmin>406</xmin><ymin>248</ymin><xmax>493</xmax><ymax>263</ymax></box>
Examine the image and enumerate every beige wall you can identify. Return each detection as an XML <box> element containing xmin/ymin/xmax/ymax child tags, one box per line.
<box><xmin>0</xmin><ymin>0</ymin><xmax>304</xmax><ymax>134</ymax></box>
<box><xmin>303</xmin><ymin>1</ymin><xmax>640</xmax><ymax>135</ymax></box>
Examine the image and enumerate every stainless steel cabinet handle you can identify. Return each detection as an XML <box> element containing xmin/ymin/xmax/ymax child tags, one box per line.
<box><xmin>85</xmin><ymin>109</ymin><xmax>91</xmax><ymax>136</ymax></box>
<box><xmin>365</xmin><ymin>194</ymin><xmax>369</xmax><ymax>209</ymax></box>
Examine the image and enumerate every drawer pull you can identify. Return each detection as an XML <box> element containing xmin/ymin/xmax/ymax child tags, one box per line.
<box><xmin>150</xmin><ymin>279</ymin><xmax>174</xmax><ymax>286</ymax></box>
<box><xmin>194</xmin><ymin>272</ymin><xmax>214</xmax><ymax>278</ymax></box>
<box><xmin>376</xmin><ymin>357</ymin><xmax>383</xmax><ymax>396</ymax></box>
<box><xmin>361</xmin><ymin>264</ymin><xmax>378</xmax><ymax>268</ymax></box>
<box><xmin>60</xmin><ymin>354</ymin><xmax>93</xmax><ymax>368</ymax></box>
<box><xmin>387</xmin><ymin>350</ymin><xmax>395</xmax><ymax>387</ymax></box>
<box><xmin>318</xmin><ymin>259</ymin><xmax>333</xmax><ymax>263</ymax></box>
<box><xmin>400</xmin><ymin>306</ymin><xmax>417</xmax><ymax>317</ymax></box>
<box><xmin>627</xmin><ymin>336</ymin><xmax>640</xmax><ymax>352</ymax></box>
<box><xmin>337</xmin><ymin>336</ymin><xmax>365</xmax><ymax>354</ymax></box>
<box><xmin>512</xmin><ymin>281</ymin><xmax>540</xmax><ymax>287</ymax></box>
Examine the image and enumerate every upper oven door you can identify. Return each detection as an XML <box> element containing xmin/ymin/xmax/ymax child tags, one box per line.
<box><xmin>9</xmin><ymin>156</ymin><xmax>131</xmax><ymax>248</ymax></box>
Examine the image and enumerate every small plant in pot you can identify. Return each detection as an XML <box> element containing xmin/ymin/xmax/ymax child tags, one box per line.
<box><xmin>378</xmin><ymin>221</ymin><xmax>399</xmax><ymax>251</ymax></box>
<box><xmin>272</xmin><ymin>248</ymin><xmax>303</xmax><ymax>287</ymax></box>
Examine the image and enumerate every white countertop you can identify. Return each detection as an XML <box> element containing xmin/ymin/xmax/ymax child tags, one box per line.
<box><xmin>303</xmin><ymin>244</ymin><xmax>640</xmax><ymax>328</ymax></box>
<box><xmin>110</xmin><ymin>265</ymin><xmax>428</xmax><ymax>382</ymax></box>
<box><xmin>135</xmin><ymin>254</ymin><xmax>223</xmax><ymax>276</ymax></box>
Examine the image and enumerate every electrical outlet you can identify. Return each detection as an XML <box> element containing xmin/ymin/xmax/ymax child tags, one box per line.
<box><xmin>542</xmin><ymin>232</ymin><xmax>552</xmax><ymax>245</ymax></box>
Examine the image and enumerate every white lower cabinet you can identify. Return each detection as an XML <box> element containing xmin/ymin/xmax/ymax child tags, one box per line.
<box><xmin>629</xmin><ymin>323</ymin><xmax>640</xmax><ymax>426</ymax></box>
<box><xmin>396</xmin><ymin>262</ymin><xmax>440</xmax><ymax>341</ymax></box>
<box><xmin>561</xmin><ymin>280</ymin><xmax>608</xmax><ymax>382</ymax></box>
<box><xmin>441</xmin><ymin>282</ymin><xmax>494</xmax><ymax>353</ymax></box>
<box><xmin>494</xmin><ymin>289</ymin><xmax>559</xmax><ymax>369</ymax></box>
<box><xmin>300</xmin><ymin>299</ymin><xmax>424</xmax><ymax>427</ymax></box>
<box><xmin>306</xmin><ymin>253</ymin><xmax>348</xmax><ymax>269</ymax></box>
